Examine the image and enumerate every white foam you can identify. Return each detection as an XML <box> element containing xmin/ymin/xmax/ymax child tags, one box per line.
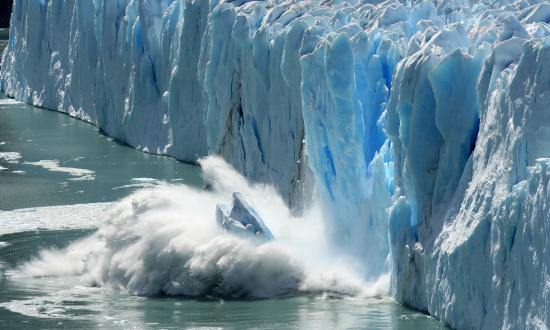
<box><xmin>23</xmin><ymin>160</ymin><xmax>95</xmax><ymax>180</ymax></box>
<box><xmin>131</xmin><ymin>177</ymin><xmax>159</xmax><ymax>183</ymax></box>
<box><xmin>0</xmin><ymin>203</ymin><xmax>111</xmax><ymax>236</ymax></box>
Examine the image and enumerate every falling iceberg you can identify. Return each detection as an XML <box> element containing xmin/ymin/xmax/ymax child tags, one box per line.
<box><xmin>216</xmin><ymin>192</ymin><xmax>274</xmax><ymax>242</ymax></box>
<box><xmin>2</xmin><ymin>0</ymin><xmax>550</xmax><ymax>328</ymax></box>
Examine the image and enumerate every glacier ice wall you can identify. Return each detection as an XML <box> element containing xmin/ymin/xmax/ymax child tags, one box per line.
<box><xmin>2</xmin><ymin>0</ymin><xmax>550</xmax><ymax>328</ymax></box>
<box><xmin>0</xmin><ymin>0</ymin><xmax>395</xmax><ymax>279</ymax></box>
<box><xmin>385</xmin><ymin>3</ymin><xmax>550</xmax><ymax>329</ymax></box>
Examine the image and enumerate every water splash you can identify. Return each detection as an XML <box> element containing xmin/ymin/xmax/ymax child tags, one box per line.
<box><xmin>15</xmin><ymin>156</ymin><xmax>389</xmax><ymax>299</ymax></box>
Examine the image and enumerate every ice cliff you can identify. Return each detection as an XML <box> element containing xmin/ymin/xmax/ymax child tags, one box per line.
<box><xmin>2</xmin><ymin>0</ymin><xmax>550</xmax><ymax>328</ymax></box>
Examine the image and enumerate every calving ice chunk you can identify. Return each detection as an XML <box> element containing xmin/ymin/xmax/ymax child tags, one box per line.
<box><xmin>14</xmin><ymin>160</ymin><xmax>378</xmax><ymax>299</ymax></box>
<box><xmin>216</xmin><ymin>192</ymin><xmax>275</xmax><ymax>242</ymax></box>
<box><xmin>2</xmin><ymin>0</ymin><xmax>550</xmax><ymax>328</ymax></box>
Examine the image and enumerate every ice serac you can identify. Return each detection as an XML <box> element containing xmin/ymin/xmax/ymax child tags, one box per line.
<box><xmin>387</xmin><ymin>4</ymin><xmax>550</xmax><ymax>329</ymax></box>
<box><xmin>3</xmin><ymin>0</ymin><xmax>550</xmax><ymax>328</ymax></box>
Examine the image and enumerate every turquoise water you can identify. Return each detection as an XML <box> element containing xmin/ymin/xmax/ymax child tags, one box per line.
<box><xmin>0</xmin><ymin>97</ymin><xmax>447</xmax><ymax>329</ymax></box>
<box><xmin>0</xmin><ymin>98</ymin><xmax>203</xmax><ymax>210</ymax></box>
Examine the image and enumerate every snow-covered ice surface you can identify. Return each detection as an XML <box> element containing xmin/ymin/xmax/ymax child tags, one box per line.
<box><xmin>2</xmin><ymin>0</ymin><xmax>550</xmax><ymax>328</ymax></box>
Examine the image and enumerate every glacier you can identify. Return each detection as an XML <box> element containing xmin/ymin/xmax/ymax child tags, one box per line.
<box><xmin>2</xmin><ymin>0</ymin><xmax>550</xmax><ymax>328</ymax></box>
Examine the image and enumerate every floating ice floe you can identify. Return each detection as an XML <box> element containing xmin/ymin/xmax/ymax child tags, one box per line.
<box><xmin>0</xmin><ymin>203</ymin><xmax>110</xmax><ymax>236</ymax></box>
<box><xmin>0</xmin><ymin>152</ymin><xmax>22</xmax><ymax>163</ymax></box>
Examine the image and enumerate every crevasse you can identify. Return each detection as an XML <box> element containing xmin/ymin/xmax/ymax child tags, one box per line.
<box><xmin>2</xmin><ymin>0</ymin><xmax>550</xmax><ymax>328</ymax></box>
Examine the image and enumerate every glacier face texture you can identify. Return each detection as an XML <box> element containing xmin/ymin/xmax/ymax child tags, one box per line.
<box><xmin>1</xmin><ymin>0</ymin><xmax>395</xmax><ymax>280</ymax></box>
<box><xmin>386</xmin><ymin>6</ymin><xmax>550</xmax><ymax>329</ymax></box>
<box><xmin>2</xmin><ymin>0</ymin><xmax>550</xmax><ymax>328</ymax></box>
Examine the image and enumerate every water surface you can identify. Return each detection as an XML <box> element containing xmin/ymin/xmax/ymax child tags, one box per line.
<box><xmin>0</xmin><ymin>96</ymin><xmax>203</xmax><ymax>210</ymax></box>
